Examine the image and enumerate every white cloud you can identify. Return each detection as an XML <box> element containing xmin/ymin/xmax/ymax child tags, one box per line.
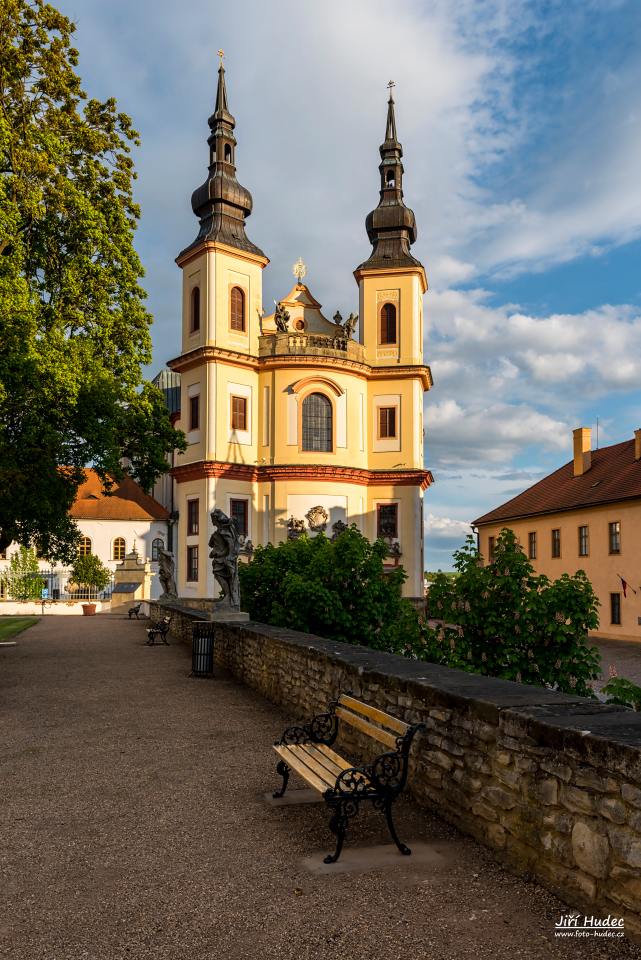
<box><xmin>426</xmin><ymin>513</ymin><xmax>473</xmax><ymax>540</ymax></box>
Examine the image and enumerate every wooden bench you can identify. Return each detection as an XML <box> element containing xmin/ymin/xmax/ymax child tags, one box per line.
<box><xmin>272</xmin><ymin>694</ymin><xmax>424</xmax><ymax>863</ymax></box>
<box><xmin>145</xmin><ymin>616</ymin><xmax>171</xmax><ymax>646</ymax></box>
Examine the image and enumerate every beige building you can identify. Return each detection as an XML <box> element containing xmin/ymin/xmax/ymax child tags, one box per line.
<box><xmin>162</xmin><ymin>62</ymin><xmax>433</xmax><ymax>599</ymax></box>
<box><xmin>475</xmin><ymin>427</ymin><xmax>641</xmax><ymax>641</ymax></box>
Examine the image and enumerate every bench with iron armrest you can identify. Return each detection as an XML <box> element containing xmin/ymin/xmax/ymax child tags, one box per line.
<box><xmin>128</xmin><ymin>603</ymin><xmax>142</xmax><ymax>620</ymax></box>
<box><xmin>146</xmin><ymin>615</ymin><xmax>171</xmax><ymax>646</ymax></box>
<box><xmin>273</xmin><ymin>694</ymin><xmax>424</xmax><ymax>864</ymax></box>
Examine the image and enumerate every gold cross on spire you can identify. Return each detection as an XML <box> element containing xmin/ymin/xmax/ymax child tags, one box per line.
<box><xmin>387</xmin><ymin>79</ymin><xmax>395</xmax><ymax>98</ymax></box>
<box><xmin>217</xmin><ymin>49</ymin><xmax>225</xmax><ymax>68</ymax></box>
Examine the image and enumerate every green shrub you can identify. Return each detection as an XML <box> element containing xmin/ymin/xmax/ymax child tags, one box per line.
<box><xmin>4</xmin><ymin>546</ymin><xmax>42</xmax><ymax>601</ymax></box>
<box><xmin>69</xmin><ymin>554</ymin><xmax>110</xmax><ymax>592</ymax></box>
<box><xmin>602</xmin><ymin>676</ymin><xmax>641</xmax><ymax>711</ymax></box>
<box><xmin>420</xmin><ymin>529</ymin><xmax>601</xmax><ymax>697</ymax></box>
<box><xmin>239</xmin><ymin>525</ymin><xmax>420</xmax><ymax>654</ymax></box>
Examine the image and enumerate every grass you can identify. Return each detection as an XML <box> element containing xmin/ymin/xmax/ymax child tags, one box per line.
<box><xmin>0</xmin><ymin>617</ymin><xmax>39</xmax><ymax>641</ymax></box>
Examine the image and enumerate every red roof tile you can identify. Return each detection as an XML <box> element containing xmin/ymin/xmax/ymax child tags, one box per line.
<box><xmin>69</xmin><ymin>470</ymin><xmax>169</xmax><ymax>522</ymax></box>
<box><xmin>474</xmin><ymin>439</ymin><xmax>641</xmax><ymax>526</ymax></box>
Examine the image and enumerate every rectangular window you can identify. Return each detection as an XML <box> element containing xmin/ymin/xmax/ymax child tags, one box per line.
<box><xmin>551</xmin><ymin>528</ymin><xmax>561</xmax><ymax>558</ymax></box>
<box><xmin>611</xmin><ymin>592</ymin><xmax>621</xmax><ymax>625</ymax></box>
<box><xmin>609</xmin><ymin>521</ymin><xmax>621</xmax><ymax>555</ymax></box>
<box><xmin>527</xmin><ymin>531</ymin><xmax>536</xmax><ymax>560</ymax></box>
<box><xmin>189</xmin><ymin>394</ymin><xmax>200</xmax><ymax>431</ymax></box>
<box><xmin>488</xmin><ymin>536</ymin><xmax>495</xmax><ymax>562</ymax></box>
<box><xmin>231</xmin><ymin>395</ymin><xmax>247</xmax><ymax>431</ymax></box>
<box><xmin>0</xmin><ymin>548</ymin><xmax>6</xmax><ymax>560</ymax></box>
<box><xmin>578</xmin><ymin>525</ymin><xmax>589</xmax><ymax>557</ymax></box>
<box><xmin>378</xmin><ymin>406</ymin><xmax>397</xmax><ymax>439</ymax></box>
<box><xmin>187</xmin><ymin>499</ymin><xmax>199</xmax><ymax>536</ymax></box>
<box><xmin>230</xmin><ymin>498</ymin><xmax>249</xmax><ymax>538</ymax></box>
<box><xmin>377</xmin><ymin>503</ymin><xmax>398</xmax><ymax>539</ymax></box>
<box><xmin>186</xmin><ymin>545</ymin><xmax>199</xmax><ymax>582</ymax></box>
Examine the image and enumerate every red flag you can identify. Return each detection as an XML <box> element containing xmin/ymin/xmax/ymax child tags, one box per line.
<box><xmin>618</xmin><ymin>575</ymin><xmax>637</xmax><ymax>598</ymax></box>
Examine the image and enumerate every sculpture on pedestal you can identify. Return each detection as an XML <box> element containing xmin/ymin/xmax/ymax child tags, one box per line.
<box><xmin>157</xmin><ymin>548</ymin><xmax>178</xmax><ymax>600</ymax></box>
<box><xmin>209</xmin><ymin>508</ymin><xmax>242</xmax><ymax>609</ymax></box>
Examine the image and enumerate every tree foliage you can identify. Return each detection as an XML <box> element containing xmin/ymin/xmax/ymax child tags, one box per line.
<box><xmin>68</xmin><ymin>552</ymin><xmax>110</xmax><ymax>592</ymax></box>
<box><xmin>421</xmin><ymin>530</ymin><xmax>601</xmax><ymax>697</ymax></box>
<box><xmin>239</xmin><ymin>526</ymin><xmax>421</xmax><ymax>653</ymax></box>
<box><xmin>0</xmin><ymin>0</ymin><xmax>184</xmax><ymax>561</ymax></box>
<box><xmin>3</xmin><ymin>545</ymin><xmax>41</xmax><ymax>600</ymax></box>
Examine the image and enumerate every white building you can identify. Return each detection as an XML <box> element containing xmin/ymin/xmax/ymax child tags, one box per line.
<box><xmin>0</xmin><ymin>470</ymin><xmax>169</xmax><ymax>601</ymax></box>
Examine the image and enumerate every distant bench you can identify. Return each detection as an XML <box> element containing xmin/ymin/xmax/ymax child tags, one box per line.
<box><xmin>272</xmin><ymin>693</ymin><xmax>424</xmax><ymax>863</ymax></box>
<box><xmin>146</xmin><ymin>615</ymin><xmax>171</xmax><ymax>646</ymax></box>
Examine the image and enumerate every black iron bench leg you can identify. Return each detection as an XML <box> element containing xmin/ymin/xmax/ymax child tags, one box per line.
<box><xmin>273</xmin><ymin>759</ymin><xmax>290</xmax><ymax>798</ymax></box>
<box><xmin>323</xmin><ymin>798</ymin><xmax>357</xmax><ymax>864</ymax></box>
<box><xmin>382</xmin><ymin>797</ymin><xmax>411</xmax><ymax>855</ymax></box>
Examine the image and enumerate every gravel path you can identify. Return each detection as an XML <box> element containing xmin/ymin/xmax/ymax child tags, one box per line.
<box><xmin>1</xmin><ymin>615</ymin><xmax>639</xmax><ymax>960</ymax></box>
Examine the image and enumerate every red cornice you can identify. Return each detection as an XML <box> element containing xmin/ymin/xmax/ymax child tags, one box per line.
<box><xmin>172</xmin><ymin>460</ymin><xmax>433</xmax><ymax>491</ymax></box>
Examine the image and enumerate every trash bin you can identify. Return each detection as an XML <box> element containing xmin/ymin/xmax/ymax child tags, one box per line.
<box><xmin>191</xmin><ymin>621</ymin><xmax>215</xmax><ymax>677</ymax></box>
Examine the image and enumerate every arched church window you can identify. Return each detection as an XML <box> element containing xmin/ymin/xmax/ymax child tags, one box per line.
<box><xmin>302</xmin><ymin>393</ymin><xmax>333</xmax><ymax>452</ymax></box>
<box><xmin>151</xmin><ymin>537</ymin><xmax>164</xmax><ymax>562</ymax></box>
<box><xmin>78</xmin><ymin>536</ymin><xmax>92</xmax><ymax>557</ymax></box>
<box><xmin>112</xmin><ymin>537</ymin><xmax>126</xmax><ymax>561</ymax></box>
<box><xmin>190</xmin><ymin>287</ymin><xmax>200</xmax><ymax>333</ymax></box>
<box><xmin>230</xmin><ymin>286</ymin><xmax>246</xmax><ymax>332</ymax></box>
<box><xmin>380</xmin><ymin>302</ymin><xmax>397</xmax><ymax>344</ymax></box>
<box><xmin>224</xmin><ymin>143</ymin><xmax>232</xmax><ymax>163</ymax></box>
<box><xmin>386</xmin><ymin>169</ymin><xmax>395</xmax><ymax>187</ymax></box>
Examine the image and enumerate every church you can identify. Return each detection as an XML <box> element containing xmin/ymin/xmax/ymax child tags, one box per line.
<box><xmin>159</xmin><ymin>59</ymin><xmax>433</xmax><ymax>600</ymax></box>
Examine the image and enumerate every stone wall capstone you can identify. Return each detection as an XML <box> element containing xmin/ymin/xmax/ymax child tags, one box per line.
<box><xmin>152</xmin><ymin>602</ymin><xmax>641</xmax><ymax>938</ymax></box>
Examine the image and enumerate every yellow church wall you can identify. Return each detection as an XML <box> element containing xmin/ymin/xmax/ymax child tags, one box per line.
<box><xmin>367</xmin><ymin>376</ymin><xmax>423</xmax><ymax>470</ymax></box>
<box><xmin>478</xmin><ymin>500</ymin><xmax>641</xmax><ymax>641</ymax></box>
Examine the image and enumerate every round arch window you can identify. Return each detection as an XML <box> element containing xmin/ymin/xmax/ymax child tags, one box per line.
<box><xmin>302</xmin><ymin>393</ymin><xmax>333</xmax><ymax>452</ymax></box>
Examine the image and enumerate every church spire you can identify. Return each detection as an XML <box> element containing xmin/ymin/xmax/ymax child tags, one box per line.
<box><xmin>183</xmin><ymin>53</ymin><xmax>265</xmax><ymax>259</ymax></box>
<box><xmin>356</xmin><ymin>82</ymin><xmax>421</xmax><ymax>272</ymax></box>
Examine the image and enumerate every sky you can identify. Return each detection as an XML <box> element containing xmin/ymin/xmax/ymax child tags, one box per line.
<box><xmin>56</xmin><ymin>0</ymin><xmax>641</xmax><ymax>570</ymax></box>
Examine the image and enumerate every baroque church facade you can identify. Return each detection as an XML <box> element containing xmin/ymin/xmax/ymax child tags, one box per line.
<box><xmin>163</xmin><ymin>62</ymin><xmax>433</xmax><ymax>599</ymax></box>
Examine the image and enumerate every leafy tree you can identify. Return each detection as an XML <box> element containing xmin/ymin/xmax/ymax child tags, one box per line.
<box><xmin>421</xmin><ymin>530</ymin><xmax>601</xmax><ymax>697</ymax></box>
<box><xmin>239</xmin><ymin>526</ymin><xmax>421</xmax><ymax>653</ymax></box>
<box><xmin>4</xmin><ymin>545</ymin><xmax>42</xmax><ymax>600</ymax></box>
<box><xmin>602</xmin><ymin>675</ymin><xmax>641</xmax><ymax>711</ymax></box>
<box><xmin>0</xmin><ymin>0</ymin><xmax>184</xmax><ymax>561</ymax></box>
<box><xmin>68</xmin><ymin>553</ymin><xmax>110</xmax><ymax>593</ymax></box>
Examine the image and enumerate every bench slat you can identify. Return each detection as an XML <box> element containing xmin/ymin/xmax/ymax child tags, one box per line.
<box><xmin>304</xmin><ymin>743</ymin><xmax>350</xmax><ymax>779</ymax></box>
<box><xmin>338</xmin><ymin>695</ymin><xmax>409</xmax><ymax>736</ymax></box>
<box><xmin>287</xmin><ymin>744</ymin><xmax>344</xmax><ymax>788</ymax></box>
<box><xmin>335</xmin><ymin>707</ymin><xmax>400</xmax><ymax>750</ymax></box>
<box><xmin>273</xmin><ymin>744</ymin><xmax>333</xmax><ymax>794</ymax></box>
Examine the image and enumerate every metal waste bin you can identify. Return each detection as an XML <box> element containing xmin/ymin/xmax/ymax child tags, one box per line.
<box><xmin>191</xmin><ymin>621</ymin><xmax>215</xmax><ymax>677</ymax></box>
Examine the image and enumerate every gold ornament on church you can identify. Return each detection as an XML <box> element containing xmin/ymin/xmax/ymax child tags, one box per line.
<box><xmin>292</xmin><ymin>257</ymin><xmax>307</xmax><ymax>285</ymax></box>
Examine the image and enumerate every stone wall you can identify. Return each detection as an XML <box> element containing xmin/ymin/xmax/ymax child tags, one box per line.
<box><xmin>156</xmin><ymin>603</ymin><xmax>641</xmax><ymax>937</ymax></box>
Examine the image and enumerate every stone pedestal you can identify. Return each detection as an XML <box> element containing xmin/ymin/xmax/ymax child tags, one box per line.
<box><xmin>111</xmin><ymin>550</ymin><xmax>151</xmax><ymax>612</ymax></box>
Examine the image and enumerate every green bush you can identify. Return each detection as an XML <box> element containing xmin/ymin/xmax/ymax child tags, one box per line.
<box><xmin>69</xmin><ymin>554</ymin><xmax>110</xmax><ymax>592</ymax></box>
<box><xmin>420</xmin><ymin>529</ymin><xmax>601</xmax><ymax>697</ymax></box>
<box><xmin>239</xmin><ymin>525</ymin><xmax>420</xmax><ymax>653</ymax></box>
<box><xmin>3</xmin><ymin>546</ymin><xmax>42</xmax><ymax>601</ymax></box>
<box><xmin>602</xmin><ymin>676</ymin><xmax>641</xmax><ymax>711</ymax></box>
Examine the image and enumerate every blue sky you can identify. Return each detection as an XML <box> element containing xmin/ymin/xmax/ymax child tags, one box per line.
<box><xmin>56</xmin><ymin>0</ymin><xmax>641</xmax><ymax>569</ymax></box>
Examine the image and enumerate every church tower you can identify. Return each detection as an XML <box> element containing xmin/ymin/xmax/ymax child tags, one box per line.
<box><xmin>169</xmin><ymin>56</ymin><xmax>268</xmax><ymax>598</ymax></box>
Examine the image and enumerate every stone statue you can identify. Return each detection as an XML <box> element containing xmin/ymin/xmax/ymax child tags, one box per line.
<box><xmin>256</xmin><ymin>307</ymin><xmax>265</xmax><ymax>334</ymax></box>
<box><xmin>343</xmin><ymin>312</ymin><xmax>358</xmax><ymax>339</ymax></box>
<box><xmin>274</xmin><ymin>301</ymin><xmax>290</xmax><ymax>333</ymax></box>
<box><xmin>333</xmin><ymin>310</ymin><xmax>343</xmax><ymax>325</ymax></box>
<box><xmin>287</xmin><ymin>515</ymin><xmax>305</xmax><ymax>540</ymax></box>
<box><xmin>331</xmin><ymin>519</ymin><xmax>348</xmax><ymax>541</ymax></box>
<box><xmin>157</xmin><ymin>548</ymin><xmax>177</xmax><ymax>599</ymax></box>
<box><xmin>209</xmin><ymin>508</ymin><xmax>242</xmax><ymax>609</ymax></box>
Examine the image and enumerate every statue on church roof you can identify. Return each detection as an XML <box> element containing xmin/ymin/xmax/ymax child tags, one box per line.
<box><xmin>274</xmin><ymin>301</ymin><xmax>290</xmax><ymax>332</ymax></box>
<box><xmin>333</xmin><ymin>310</ymin><xmax>342</xmax><ymax>325</ymax></box>
<box><xmin>343</xmin><ymin>312</ymin><xmax>358</xmax><ymax>339</ymax></box>
<box><xmin>209</xmin><ymin>508</ymin><xmax>242</xmax><ymax>609</ymax></box>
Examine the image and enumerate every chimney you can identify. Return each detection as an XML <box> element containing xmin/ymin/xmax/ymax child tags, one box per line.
<box><xmin>573</xmin><ymin>427</ymin><xmax>592</xmax><ymax>477</ymax></box>
<box><xmin>635</xmin><ymin>429</ymin><xmax>641</xmax><ymax>461</ymax></box>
